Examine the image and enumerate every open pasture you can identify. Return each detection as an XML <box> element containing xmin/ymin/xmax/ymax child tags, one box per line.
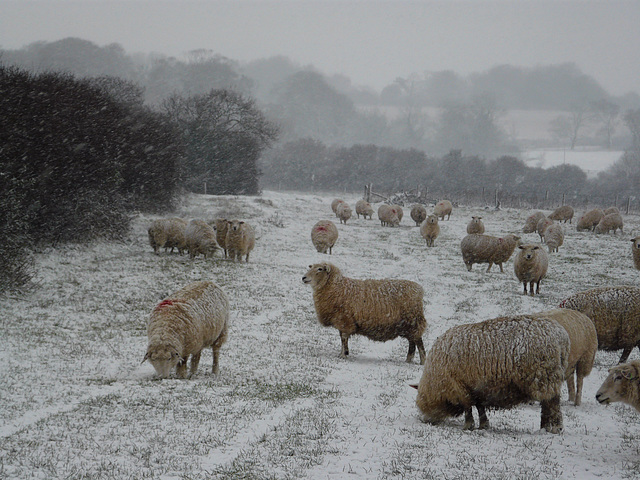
<box><xmin>1</xmin><ymin>191</ymin><xmax>640</xmax><ymax>479</ymax></box>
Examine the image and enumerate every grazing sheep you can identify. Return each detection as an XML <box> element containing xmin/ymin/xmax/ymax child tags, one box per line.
<box><xmin>596</xmin><ymin>360</ymin><xmax>640</xmax><ymax>412</ymax></box>
<box><xmin>378</xmin><ymin>204</ymin><xmax>400</xmax><ymax>227</ymax></box>
<box><xmin>632</xmin><ymin>237</ymin><xmax>640</xmax><ymax>270</ymax></box>
<box><xmin>595</xmin><ymin>213</ymin><xmax>623</xmax><ymax>234</ymax></box>
<box><xmin>393</xmin><ymin>205</ymin><xmax>404</xmax><ymax>222</ymax></box>
<box><xmin>311</xmin><ymin>220</ymin><xmax>338</xmax><ymax>254</ymax></box>
<box><xmin>302</xmin><ymin>262</ymin><xmax>427</xmax><ymax>364</ymax></box>
<box><xmin>420</xmin><ymin>214</ymin><xmax>440</xmax><ymax>247</ymax></box>
<box><xmin>415</xmin><ymin>315</ymin><xmax>569</xmax><ymax>433</ymax></box>
<box><xmin>543</xmin><ymin>223</ymin><xmax>564</xmax><ymax>253</ymax></box>
<box><xmin>410</xmin><ymin>205</ymin><xmax>427</xmax><ymax>226</ymax></box>
<box><xmin>214</xmin><ymin>218</ymin><xmax>229</xmax><ymax>258</ymax></box>
<box><xmin>460</xmin><ymin>234</ymin><xmax>521</xmax><ymax>272</ymax></box>
<box><xmin>433</xmin><ymin>200</ymin><xmax>453</xmax><ymax>220</ymax></box>
<box><xmin>534</xmin><ymin>309</ymin><xmax>597</xmax><ymax>406</ymax></box>
<box><xmin>143</xmin><ymin>281</ymin><xmax>228</xmax><ymax>378</ymax></box>
<box><xmin>548</xmin><ymin>205</ymin><xmax>574</xmax><ymax>223</ymax></box>
<box><xmin>559</xmin><ymin>285</ymin><xmax>640</xmax><ymax>363</ymax></box>
<box><xmin>331</xmin><ymin>199</ymin><xmax>345</xmax><ymax>217</ymax></box>
<box><xmin>523</xmin><ymin>212</ymin><xmax>546</xmax><ymax>234</ymax></box>
<box><xmin>225</xmin><ymin>219</ymin><xmax>255</xmax><ymax>262</ymax></box>
<box><xmin>537</xmin><ymin>218</ymin><xmax>554</xmax><ymax>242</ymax></box>
<box><xmin>185</xmin><ymin>219</ymin><xmax>219</xmax><ymax>259</ymax></box>
<box><xmin>604</xmin><ymin>206</ymin><xmax>620</xmax><ymax>216</ymax></box>
<box><xmin>355</xmin><ymin>200</ymin><xmax>374</xmax><ymax>219</ymax></box>
<box><xmin>148</xmin><ymin>218</ymin><xmax>188</xmax><ymax>255</ymax></box>
<box><xmin>336</xmin><ymin>202</ymin><xmax>352</xmax><ymax>225</ymax></box>
<box><xmin>466</xmin><ymin>216</ymin><xmax>485</xmax><ymax>235</ymax></box>
<box><xmin>513</xmin><ymin>244</ymin><xmax>548</xmax><ymax>296</ymax></box>
<box><xmin>576</xmin><ymin>209</ymin><xmax>604</xmax><ymax>232</ymax></box>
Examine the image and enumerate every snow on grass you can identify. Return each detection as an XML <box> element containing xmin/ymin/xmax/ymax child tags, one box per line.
<box><xmin>1</xmin><ymin>190</ymin><xmax>640</xmax><ymax>479</ymax></box>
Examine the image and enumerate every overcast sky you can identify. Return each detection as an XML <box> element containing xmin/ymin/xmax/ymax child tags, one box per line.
<box><xmin>1</xmin><ymin>0</ymin><xmax>639</xmax><ymax>94</ymax></box>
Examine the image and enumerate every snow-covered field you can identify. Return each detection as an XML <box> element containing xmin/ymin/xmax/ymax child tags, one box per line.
<box><xmin>522</xmin><ymin>148</ymin><xmax>624</xmax><ymax>178</ymax></box>
<box><xmin>2</xmin><ymin>191</ymin><xmax>640</xmax><ymax>479</ymax></box>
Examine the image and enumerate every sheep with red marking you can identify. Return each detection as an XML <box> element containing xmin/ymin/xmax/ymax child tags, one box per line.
<box><xmin>336</xmin><ymin>202</ymin><xmax>352</xmax><ymax>224</ymax></box>
<box><xmin>311</xmin><ymin>220</ymin><xmax>338</xmax><ymax>254</ymax></box>
<box><xmin>378</xmin><ymin>204</ymin><xmax>400</xmax><ymax>227</ymax></box>
<box><xmin>433</xmin><ymin>200</ymin><xmax>453</xmax><ymax>220</ymax></box>
<box><xmin>355</xmin><ymin>200</ymin><xmax>374</xmax><ymax>219</ymax></box>
<box><xmin>331</xmin><ymin>199</ymin><xmax>345</xmax><ymax>217</ymax></box>
<box><xmin>576</xmin><ymin>209</ymin><xmax>604</xmax><ymax>232</ymax></box>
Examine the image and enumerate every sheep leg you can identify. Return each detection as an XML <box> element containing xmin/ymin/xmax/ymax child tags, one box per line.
<box><xmin>535</xmin><ymin>281</ymin><xmax>541</xmax><ymax>294</ymax></box>
<box><xmin>406</xmin><ymin>341</ymin><xmax>416</xmax><ymax>363</ymax></box>
<box><xmin>529</xmin><ymin>281</ymin><xmax>535</xmax><ymax>296</ymax></box>
<box><xmin>522</xmin><ymin>282</ymin><xmax>528</xmax><ymax>295</ymax></box>
<box><xmin>416</xmin><ymin>338</ymin><xmax>426</xmax><ymax>365</ymax></box>
<box><xmin>463</xmin><ymin>408</ymin><xmax>475</xmax><ymax>430</ymax></box>
<box><xmin>485</xmin><ymin>263</ymin><xmax>493</xmax><ymax>273</ymax></box>
<box><xmin>540</xmin><ymin>396</ymin><xmax>563</xmax><ymax>433</ymax></box>
<box><xmin>176</xmin><ymin>358</ymin><xmax>188</xmax><ymax>379</ymax></box>
<box><xmin>340</xmin><ymin>331</ymin><xmax>350</xmax><ymax>356</ymax></box>
<box><xmin>190</xmin><ymin>352</ymin><xmax>201</xmax><ymax>377</ymax></box>
<box><xmin>619</xmin><ymin>348</ymin><xmax>632</xmax><ymax>364</ymax></box>
<box><xmin>477</xmin><ymin>405</ymin><xmax>489</xmax><ymax>429</ymax></box>
<box><xmin>566</xmin><ymin>371</ymin><xmax>576</xmax><ymax>404</ymax></box>
<box><xmin>466</xmin><ymin>262</ymin><xmax>473</xmax><ymax>272</ymax></box>
<box><xmin>498</xmin><ymin>263</ymin><xmax>504</xmax><ymax>273</ymax></box>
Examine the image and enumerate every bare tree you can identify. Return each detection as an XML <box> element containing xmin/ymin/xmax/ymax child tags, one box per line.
<box><xmin>591</xmin><ymin>98</ymin><xmax>620</xmax><ymax>149</ymax></box>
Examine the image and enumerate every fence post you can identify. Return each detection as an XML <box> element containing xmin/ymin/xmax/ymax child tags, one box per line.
<box><xmin>204</xmin><ymin>182</ymin><xmax>207</xmax><ymax>195</ymax></box>
<box><xmin>562</xmin><ymin>193</ymin><xmax>565</xmax><ymax>206</ymax></box>
<box><xmin>627</xmin><ymin>197</ymin><xmax>631</xmax><ymax>215</ymax></box>
<box><xmin>615</xmin><ymin>194</ymin><xmax>619</xmax><ymax>208</ymax></box>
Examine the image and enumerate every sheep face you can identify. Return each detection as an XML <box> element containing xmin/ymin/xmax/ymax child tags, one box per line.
<box><xmin>632</xmin><ymin>237</ymin><xmax>640</xmax><ymax>251</ymax></box>
<box><xmin>596</xmin><ymin>362</ymin><xmax>640</xmax><ymax>407</ymax></box>
<box><xmin>302</xmin><ymin>263</ymin><xmax>332</xmax><ymax>289</ymax></box>
<box><xmin>144</xmin><ymin>345</ymin><xmax>182</xmax><ymax>378</ymax></box>
<box><xmin>519</xmin><ymin>244</ymin><xmax>540</xmax><ymax>261</ymax></box>
<box><xmin>228</xmin><ymin>220</ymin><xmax>245</xmax><ymax>232</ymax></box>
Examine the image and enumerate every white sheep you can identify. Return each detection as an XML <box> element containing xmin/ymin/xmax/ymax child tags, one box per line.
<box><xmin>393</xmin><ymin>205</ymin><xmax>404</xmax><ymax>223</ymax></box>
<box><xmin>548</xmin><ymin>205</ymin><xmax>574</xmax><ymax>223</ymax></box>
<box><xmin>185</xmin><ymin>219</ymin><xmax>219</xmax><ymax>259</ymax></box>
<box><xmin>143</xmin><ymin>281</ymin><xmax>228</xmax><ymax>378</ymax></box>
<box><xmin>632</xmin><ymin>237</ymin><xmax>640</xmax><ymax>270</ymax></box>
<box><xmin>559</xmin><ymin>285</ymin><xmax>640</xmax><ymax>363</ymax></box>
<box><xmin>148</xmin><ymin>218</ymin><xmax>187</xmax><ymax>255</ymax></box>
<box><xmin>537</xmin><ymin>218</ymin><xmax>554</xmax><ymax>242</ymax></box>
<box><xmin>378</xmin><ymin>204</ymin><xmax>400</xmax><ymax>227</ymax></box>
<box><xmin>410</xmin><ymin>205</ymin><xmax>427</xmax><ymax>226</ymax></box>
<box><xmin>576</xmin><ymin>209</ymin><xmax>604</xmax><ymax>232</ymax></box>
<box><xmin>533</xmin><ymin>309</ymin><xmax>597</xmax><ymax>406</ymax></box>
<box><xmin>433</xmin><ymin>200</ymin><xmax>453</xmax><ymax>220</ymax></box>
<box><xmin>311</xmin><ymin>220</ymin><xmax>338</xmax><ymax>254</ymax></box>
<box><xmin>460</xmin><ymin>233</ymin><xmax>521</xmax><ymax>272</ymax></box>
<box><xmin>523</xmin><ymin>211</ymin><xmax>546</xmax><ymax>234</ymax></box>
<box><xmin>543</xmin><ymin>223</ymin><xmax>564</xmax><ymax>253</ymax></box>
<box><xmin>336</xmin><ymin>202</ymin><xmax>352</xmax><ymax>225</ymax></box>
<box><xmin>302</xmin><ymin>262</ymin><xmax>427</xmax><ymax>364</ymax></box>
<box><xmin>331</xmin><ymin>199</ymin><xmax>345</xmax><ymax>217</ymax></box>
<box><xmin>513</xmin><ymin>244</ymin><xmax>548</xmax><ymax>296</ymax></box>
<box><xmin>594</xmin><ymin>213</ymin><xmax>623</xmax><ymax>234</ymax></box>
<box><xmin>415</xmin><ymin>315</ymin><xmax>569</xmax><ymax>432</ymax></box>
<box><xmin>214</xmin><ymin>218</ymin><xmax>229</xmax><ymax>257</ymax></box>
<box><xmin>225</xmin><ymin>219</ymin><xmax>255</xmax><ymax>262</ymax></box>
<box><xmin>596</xmin><ymin>360</ymin><xmax>640</xmax><ymax>412</ymax></box>
<box><xmin>420</xmin><ymin>214</ymin><xmax>440</xmax><ymax>247</ymax></box>
<box><xmin>355</xmin><ymin>200</ymin><xmax>374</xmax><ymax>219</ymax></box>
<box><xmin>466</xmin><ymin>216</ymin><xmax>485</xmax><ymax>235</ymax></box>
<box><xmin>604</xmin><ymin>206</ymin><xmax>620</xmax><ymax>216</ymax></box>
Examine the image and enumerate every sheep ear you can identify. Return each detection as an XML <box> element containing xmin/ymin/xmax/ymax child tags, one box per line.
<box><xmin>518</xmin><ymin>245</ymin><xmax>525</xmax><ymax>249</ymax></box>
<box><xmin>239</xmin><ymin>221</ymin><xmax>245</xmax><ymax>225</ymax></box>
<box><xmin>324</xmin><ymin>264</ymin><xmax>332</xmax><ymax>273</ymax></box>
<box><xmin>532</xmin><ymin>246</ymin><xmax>539</xmax><ymax>250</ymax></box>
<box><xmin>620</xmin><ymin>365</ymin><xmax>638</xmax><ymax>380</ymax></box>
<box><xmin>142</xmin><ymin>352</ymin><xmax>150</xmax><ymax>364</ymax></box>
<box><xmin>409</xmin><ymin>383</ymin><xmax>419</xmax><ymax>390</ymax></box>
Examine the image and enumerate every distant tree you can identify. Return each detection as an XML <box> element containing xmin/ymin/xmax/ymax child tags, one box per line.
<box><xmin>549</xmin><ymin>100</ymin><xmax>591</xmax><ymax>149</ymax></box>
<box><xmin>591</xmin><ymin>99</ymin><xmax>620</xmax><ymax>149</ymax></box>
<box><xmin>88</xmin><ymin>75</ymin><xmax>145</xmax><ymax>108</ymax></box>
<box><xmin>624</xmin><ymin>108</ymin><xmax>640</xmax><ymax>152</ymax></box>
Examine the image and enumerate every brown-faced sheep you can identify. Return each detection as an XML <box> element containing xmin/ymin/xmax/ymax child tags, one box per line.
<box><xmin>466</xmin><ymin>216</ymin><xmax>485</xmax><ymax>235</ymax></box>
<box><xmin>549</xmin><ymin>205</ymin><xmax>574</xmax><ymax>223</ymax></box>
<box><xmin>533</xmin><ymin>309</ymin><xmax>597</xmax><ymax>406</ymax></box>
<box><xmin>410</xmin><ymin>205</ymin><xmax>427</xmax><ymax>226</ymax></box>
<box><xmin>302</xmin><ymin>262</ymin><xmax>427</xmax><ymax>364</ymax></box>
<box><xmin>576</xmin><ymin>209</ymin><xmax>604</xmax><ymax>232</ymax></box>
<box><xmin>148</xmin><ymin>218</ymin><xmax>188</xmax><ymax>255</ymax></box>
<box><xmin>523</xmin><ymin>212</ymin><xmax>546</xmax><ymax>234</ymax></box>
<box><xmin>632</xmin><ymin>237</ymin><xmax>640</xmax><ymax>270</ymax></box>
<box><xmin>225</xmin><ymin>219</ymin><xmax>255</xmax><ymax>262</ymax></box>
<box><xmin>559</xmin><ymin>285</ymin><xmax>640</xmax><ymax>363</ymax></box>
<box><xmin>604</xmin><ymin>206</ymin><xmax>620</xmax><ymax>216</ymax></box>
<box><xmin>420</xmin><ymin>214</ymin><xmax>440</xmax><ymax>247</ymax></box>
<box><xmin>331</xmin><ymin>199</ymin><xmax>345</xmax><ymax>217</ymax></box>
<box><xmin>513</xmin><ymin>244</ymin><xmax>548</xmax><ymax>296</ymax></box>
<box><xmin>537</xmin><ymin>218</ymin><xmax>554</xmax><ymax>242</ymax></box>
<box><xmin>378</xmin><ymin>204</ymin><xmax>400</xmax><ymax>227</ymax></box>
<box><xmin>460</xmin><ymin>234</ymin><xmax>521</xmax><ymax>272</ymax></box>
<box><xmin>433</xmin><ymin>200</ymin><xmax>453</xmax><ymax>220</ymax></box>
<box><xmin>214</xmin><ymin>218</ymin><xmax>229</xmax><ymax>257</ymax></box>
<box><xmin>143</xmin><ymin>281</ymin><xmax>228</xmax><ymax>378</ymax></box>
<box><xmin>596</xmin><ymin>360</ymin><xmax>640</xmax><ymax>412</ymax></box>
<box><xmin>415</xmin><ymin>315</ymin><xmax>569</xmax><ymax>432</ymax></box>
<box><xmin>543</xmin><ymin>223</ymin><xmax>564</xmax><ymax>253</ymax></box>
<box><xmin>336</xmin><ymin>202</ymin><xmax>352</xmax><ymax>225</ymax></box>
<box><xmin>311</xmin><ymin>220</ymin><xmax>338</xmax><ymax>254</ymax></box>
<box><xmin>355</xmin><ymin>200</ymin><xmax>374</xmax><ymax>219</ymax></box>
<box><xmin>185</xmin><ymin>219</ymin><xmax>219</xmax><ymax>259</ymax></box>
<box><xmin>595</xmin><ymin>213</ymin><xmax>623</xmax><ymax>234</ymax></box>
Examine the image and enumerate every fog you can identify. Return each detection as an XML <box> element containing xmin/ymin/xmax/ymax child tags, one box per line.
<box><xmin>1</xmin><ymin>0</ymin><xmax>639</xmax><ymax>95</ymax></box>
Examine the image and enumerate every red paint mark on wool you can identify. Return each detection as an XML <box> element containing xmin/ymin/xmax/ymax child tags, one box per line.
<box><xmin>316</xmin><ymin>226</ymin><xmax>327</xmax><ymax>232</ymax></box>
<box><xmin>558</xmin><ymin>299</ymin><xmax>567</xmax><ymax>308</ymax></box>
<box><xmin>498</xmin><ymin>238</ymin><xmax>503</xmax><ymax>243</ymax></box>
<box><xmin>155</xmin><ymin>299</ymin><xmax>175</xmax><ymax>310</ymax></box>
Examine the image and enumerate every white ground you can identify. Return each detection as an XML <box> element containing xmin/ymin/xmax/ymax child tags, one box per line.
<box><xmin>522</xmin><ymin>148</ymin><xmax>624</xmax><ymax>178</ymax></box>
<box><xmin>2</xmin><ymin>190</ymin><xmax>640</xmax><ymax>479</ymax></box>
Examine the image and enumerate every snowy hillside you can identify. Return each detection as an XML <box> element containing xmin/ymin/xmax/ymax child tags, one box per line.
<box><xmin>1</xmin><ymin>190</ymin><xmax>640</xmax><ymax>479</ymax></box>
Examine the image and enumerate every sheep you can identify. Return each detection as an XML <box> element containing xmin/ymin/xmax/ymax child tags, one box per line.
<box><xmin>214</xmin><ymin>218</ymin><xmax>229</xmax><ymax>257</ymax></box>
<box><xmin>331</xmin><ymin>199</ymin><xmax>345</xmax><ymax>217</ymax></box>
<box><xmin>548</xmin><ymin>205</ymin><xmax>574</xmax><ymax>223</ymax></box>
<box><xmin>148</xmin><ymin>218</ymin><xmax>187</xmax><ymax>255</ymax></box>
<box><xmin>336</xmin><ymin>202</ymin><xmax>352</xmax><ymax>225</ymax></box>
<box><xmin>433</xmin><ymin>200</ymin><xmax>453</xmax><ymax>220</ymax></box>
<box><xmin>596</xmin><ymin>360</ymin><xmax>640</xmax><ymax>412</ymax></box>
<box><xmin>393</xmin><ymin>205</ymin><xmax>404</xmax><ymax>222</ymax></box>
<box><xmin>355</xmin><ymin>200</ymin><xmax>374</xmax><ymax>219</ymax></box>
<box><xmin>632</xmin><ymin>237</ymin><xmax>640</xmax><ymax>270</ymax></box>
<box><xmin>460</xmin><ymin>233</ymin><xmax>521</xmax><ymax>272</ymax></box>
<box><xmin>311</xmin><ymin>220</ymin><xmax>338</xmax><ymax>254</ymax></box>
<box><xmin>513</xmin><ymin>244</ymin><xmax>548</xmax><ymax>296</ymax></box>
<box><xmin>302</xmin><ymin>262</ymin><xmax>427</xmax><ymax>364</ymax></box>
<box><xmin>523</xmin><ymin>211</ymin><xmax>546</xmax><ymax>234</ymax></box>
<box><xmin>143</xmin><ymin>281</ymin><xmax>228</xmax><ymax>378</ymax></box>
<box><xmin>420</xmin><ymin>214</ymin><xmax>440</xmax><ymax>247</ymax></box>
<box><xmin>594</xmin><ymin>213</ymin><xmax>623</xmax><ymax>234</ymax></box>
<box><xmin>559</xmin><ymin>285</ymin><xmax>640</xmax><ymax>363</ymax></box>
<box><xmin>533</xmin><ymin>309</ymin><xmax>597</xmax><ymax>406</ymax></box>
<box><xmin>466</xmin><ymin>216</ymin><xmax>485</xmax><ymax>235</ymax></box>
<box><xmin>410</xmin><ymin>205</ymin><xmax>427</xmax><ymax>226</ymax></box>
<box><xmin>543</xmin><ymin>223</ymin><xmax>564</xmax><ymax>253</ymax></box>
<box><xmin>576</xmin><ymin>209</ymin><xmax>604</xmax><ymax>232</ymax></box>
<box><xmin>185</xmin><ymin>219</ymin><xmax>219</xmax><ymax>259</ymax></box>
<box><xmin>604</xmin><ymin>206</ymin><xmax>620</xmax><ymax>216</ymax></box>
<box><xmin>415</xmin><ymin>315</ymin><xmax>569</xmax><ymax>432</ymax></box>
<box><xmin>378</xmin><ymin>204</ymin><xmax>400</xmax><ymax>227</ymax></box>
<box><xmin>225</xmin><ymin>219</ymin><xmax>255</xmax><ymax>262</ymax></box>
<box><xmin>537</xmin><ymin>218</ymin><xmax>554</xmax><ymax>242</ymax></box>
